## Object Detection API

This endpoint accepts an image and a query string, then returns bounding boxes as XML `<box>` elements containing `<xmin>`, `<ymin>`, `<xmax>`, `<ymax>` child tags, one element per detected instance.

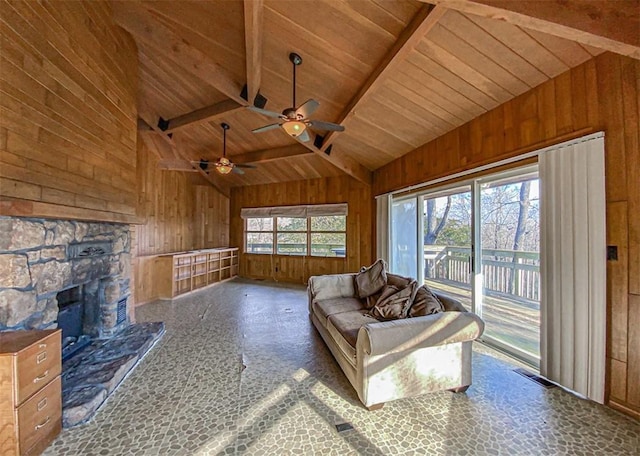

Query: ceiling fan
<box><xmin>196</xmin><ymin>123</ymin><xmax>256</xmax><ymax>175</ymax></box>
<box><xmin>250</xmin><ymin>52</ymin><xmax>345</xmax><ymax>143</ymax></box>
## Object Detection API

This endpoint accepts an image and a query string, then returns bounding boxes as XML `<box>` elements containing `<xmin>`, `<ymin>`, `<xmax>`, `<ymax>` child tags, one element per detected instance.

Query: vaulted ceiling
<box><xmin>111</xmin><ymin>0</ymin><xmax>640</xmax><ymax>193</ymax></box>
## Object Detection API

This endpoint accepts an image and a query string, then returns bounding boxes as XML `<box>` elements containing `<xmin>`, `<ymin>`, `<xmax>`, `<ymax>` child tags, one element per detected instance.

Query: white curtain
<box><xmin>539</xmin><ymin>133</ymin><xmax>606</xmax><ymax>403</ymax></box>
<box><xmin>376</xmin><ymin>194</ymin><xmax>391</xmax><ymax>264</ymax></box>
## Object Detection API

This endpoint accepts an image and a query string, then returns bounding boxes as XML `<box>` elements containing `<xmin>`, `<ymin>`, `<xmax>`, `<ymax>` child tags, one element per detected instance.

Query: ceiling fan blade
<box><xmin>232</xmin><ymin>166</ymin><xmax>245</xmax><ymax>175</ymax></box>
<box><xmin>252</xmin><ymin>123</ymin><xmax>282</xmax><ymax>133</ymax></box>
<box><xmin>295</xmin><ymin>99</ymin><xmax>319</xmax><ymax>119</ymax></box>
<box><xmin>235</xmin><ymin>163</ymin><xmax>257</xmax><ymax>169</ymax></box>
<box><xmin>249</xmin><ymin>106</ymin><xmax>284</xmax><ymax>119</ymax></box>
<box><xmin>307</xmin><ymin>120</ymin><xmax>345</xmax><ymax>132</ymax></box>
<box><xmin>297</xmin><ymin>129</ymin><xmax>311</xmax><ymax>143</ymax></box>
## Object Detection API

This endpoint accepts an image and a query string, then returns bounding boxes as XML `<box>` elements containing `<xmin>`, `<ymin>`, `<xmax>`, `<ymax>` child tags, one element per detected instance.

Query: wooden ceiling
<box><xmin>111</xmin><ymin>0</ymin><xmax>639</xmax><ymax>192</ymax></box>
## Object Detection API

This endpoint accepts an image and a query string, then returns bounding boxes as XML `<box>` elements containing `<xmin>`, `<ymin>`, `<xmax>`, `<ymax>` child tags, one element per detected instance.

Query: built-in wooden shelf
<box><xmin>154</xmin><ymin>248</ymin><xmax>239</xmax><ymax>299</ymax></box>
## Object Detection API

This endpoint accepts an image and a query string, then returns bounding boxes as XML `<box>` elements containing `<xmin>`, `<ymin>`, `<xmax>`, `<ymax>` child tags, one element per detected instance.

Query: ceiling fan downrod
<box><xmin>289</xmin><ymin>52</ymin><xmax>302</xmax><ymax>110</ymax></box>
<box><xmin>221</xmin><ymin>122</ymin><xmax>230</xmax><ymax>158</ymax></box>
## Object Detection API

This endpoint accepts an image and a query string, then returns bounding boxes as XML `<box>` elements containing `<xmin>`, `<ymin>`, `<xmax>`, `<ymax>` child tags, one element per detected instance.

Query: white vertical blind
<box><xmin>539</xmin><ymin>133</ymin><xmax>606</xmax><ymax>403</ymax></box>
<box><xmin>375</xmin><ymin>194</ymin><xmax>391</xmax><ymax>264</ymax></box>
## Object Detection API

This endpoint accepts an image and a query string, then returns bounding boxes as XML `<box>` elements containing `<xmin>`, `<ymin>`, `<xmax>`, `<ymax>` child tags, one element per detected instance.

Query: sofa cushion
<box><xmin>409</xmin><ymin>285</ymin><xmax>444</xmax><ymax>317</ymax></box>
<box><xmin>369</xmin><ymin>280</ymin><xmax>417</xmax><ymax>321</ymax></box>
<box><xmin>327</xmin><ymin>311</ymin><xmax>378</xmax><ymax>366</ymax></box>
<box><xmin>313</xmin><ymin>297</ymin><xmax>366</xmax><ymax>327</ymax></box>
<box><xmin>355</xmin><ymin>259</ymin><xmax>387</xmax><ymax>298</ymax></box>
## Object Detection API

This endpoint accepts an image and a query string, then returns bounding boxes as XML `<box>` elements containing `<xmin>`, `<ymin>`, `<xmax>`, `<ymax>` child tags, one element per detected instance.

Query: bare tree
<box><xmin>424</xmin><ymin>196</ymin><xmax>451</xmax><ymax>245</ymax></box>
<box><xmin>513</xmin><ymin>181</ymin><xmax>531</xmax><ymax>252</ymax></box>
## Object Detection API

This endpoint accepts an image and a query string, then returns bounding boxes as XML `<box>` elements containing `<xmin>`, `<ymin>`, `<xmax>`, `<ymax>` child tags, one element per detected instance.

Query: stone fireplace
<box><xmin>0</xmin><ymin>216</ymin><xmax>165</xmax><ymax>427</ymax></box>
<box><xmin>0</xmin><ymin>216</ymin><xmax>132</xmax><ymax>334</ymax></box>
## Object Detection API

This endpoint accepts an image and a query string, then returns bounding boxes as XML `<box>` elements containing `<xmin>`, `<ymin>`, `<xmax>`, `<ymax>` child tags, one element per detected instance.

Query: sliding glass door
<box><xmin>390</xmin><ymin>165</ymin><xmax>540</xmax><ymax>367</ymax></box>
<box><xmin>422</xmin><ymin>186</ymin><xmax>473</xmax><ymax>311</ymax></box>
<box><xmin>477</xmin><ymin>171</ymin><xmax>540</xmax><ymax>365</ymax></box>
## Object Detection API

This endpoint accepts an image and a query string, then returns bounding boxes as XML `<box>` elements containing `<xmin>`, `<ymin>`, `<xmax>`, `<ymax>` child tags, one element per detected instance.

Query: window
<box><xmin>277</xmin><ymin>217</ymin><xmax>307</xmax><ymax>255</ymax></box>
<box><xmin>311</xmin><ymin>215</ymin><xmax>346</xmax><ymax>257</ymax></box>
<box><xmin>245</xmin><ymin>217</ymin><xmax>273</xmax><ymax>254</ymax></box>
<box><xmin>242</xmin><ymin>204</ymin><xmax>347</xmax><ymax>258</ymax></box>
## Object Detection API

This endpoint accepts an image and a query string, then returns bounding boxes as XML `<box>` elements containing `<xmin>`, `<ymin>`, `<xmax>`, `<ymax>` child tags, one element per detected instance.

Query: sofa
<box><xmin>308</xmin><ymin>262</ymin><xmax>485</xmax><ymax>409</ymax></box>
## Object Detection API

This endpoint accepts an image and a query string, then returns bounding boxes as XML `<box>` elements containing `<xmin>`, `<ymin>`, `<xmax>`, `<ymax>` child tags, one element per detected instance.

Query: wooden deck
<box><xmin>426</xmin><ymin>279</ymin><xmax>540</xmax><ymax>360</ymax></box>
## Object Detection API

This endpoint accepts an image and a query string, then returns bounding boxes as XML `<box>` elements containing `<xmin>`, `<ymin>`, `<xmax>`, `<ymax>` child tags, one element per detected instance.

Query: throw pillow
<box><xmin>408</xmin><ymin>285</ymin><xmax>444</xmax><ymax>317</ymax></box>
<box><xmin>386</xmin><ymin>273</ymin><xmax>413</xmax><ymax>289</ymax></box>
<box><xmin>369</xmin><ymin>280</ymin><xmax>417</xmax><ymax>321</ymax></box>
<box><xmin>355</xmin><ymin>259</ymin><xmax>387</xmax><ymax>299</ymax></box>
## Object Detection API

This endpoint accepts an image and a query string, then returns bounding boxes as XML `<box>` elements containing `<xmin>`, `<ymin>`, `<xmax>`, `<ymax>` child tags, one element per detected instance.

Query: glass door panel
<box><xmin>479</xmin><ymin>173</ymin><xmax>540</xmax><ymax>365</ymax></box>
<box><xmin>422</xmin><ymin>187</ymin><xmax>473</xmax><ymax>311</ymax></box>
<box><xmin>391</xmin><ymin>197</ymin><xmax>418</xmax><ymax>279</ymax></box>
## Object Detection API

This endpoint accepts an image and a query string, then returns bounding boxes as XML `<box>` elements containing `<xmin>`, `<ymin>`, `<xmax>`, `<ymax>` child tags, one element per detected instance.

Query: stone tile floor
<box><xmin>44</xmin><ymin>278</ymin><xmax>640</xmax><ymax>455</ymax></box>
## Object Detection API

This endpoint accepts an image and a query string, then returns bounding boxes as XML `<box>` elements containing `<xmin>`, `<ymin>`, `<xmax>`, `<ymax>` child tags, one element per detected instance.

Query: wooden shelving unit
<box><xmin>155</xmin><ymin>248</ymin><xmax>239</xmax><ymax>299</ymax></box>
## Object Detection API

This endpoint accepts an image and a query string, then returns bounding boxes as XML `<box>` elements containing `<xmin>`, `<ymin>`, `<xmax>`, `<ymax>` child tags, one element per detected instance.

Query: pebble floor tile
<box><xmin>43</xmin><ymin>278</ymin><xmax>640</xmax><ymax>455</ymax></box>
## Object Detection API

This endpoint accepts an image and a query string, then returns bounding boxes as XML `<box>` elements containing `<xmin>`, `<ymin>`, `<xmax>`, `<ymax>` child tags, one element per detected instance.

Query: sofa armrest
<box><xmin>357</xmin><ymin>311</ymin><xmax>484</xmax><ymax>356</ymax></box>
<box><xmin>308</xmin><ymin>273</ymin><xmax>356</xmax><ymax>303</ymax></box>
<box><xmin>434</xmin><ymin>292</ymin><xmax>467</xmax><ymax>313</ymax></box>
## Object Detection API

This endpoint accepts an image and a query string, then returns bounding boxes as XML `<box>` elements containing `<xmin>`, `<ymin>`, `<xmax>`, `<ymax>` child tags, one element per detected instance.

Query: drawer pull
<box><xmin>35</xmin><ymin>417</ymin><xmax>50</xmax><ymax>430</ymax></box>
<box><xmin>38</xmin><ymin>343</ymin><xmax>47</xmax><ymax>348</ymax></box>
<box><xmin>33</xmin><ymin>370</ymin><xmax>49</xmax><ymax>383</ymax></box>
<box><xmin>37</xmin><ymin>351</ymin><xmax>47</xmax><ymax>364</ymax></box>
<box><xmin>37</xmin><ymin>397</ymin><xmax>48</xmax><ymax>411</ymax></box>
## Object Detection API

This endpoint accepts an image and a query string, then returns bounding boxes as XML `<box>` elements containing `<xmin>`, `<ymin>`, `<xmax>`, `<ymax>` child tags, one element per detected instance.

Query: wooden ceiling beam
<box><xmin>232</xmin><ymin>144</ymin><xmax>312</xmax><ymax>164</ymax></box>
<box><xmin>420</xmin><ymin>0</ymin><xmax>640</xmax><ymax>59</ymax></box>
<box><xmin>320</xmin><ymin>4</ymin><xmax>445</xmax><ymax>152</ymax></box>
<box><xmin>161</xmin><ymin>99</ymin><xmax>244</xmax><ymax>133</ymax></box>
<box><xmin>243</xmin><ymin>0</ymin><xmax>264</xmax><ymax>105</ymax></box>
<box><xmin>157</xmin><ymin>158</ymin><xmax>198</xmax><ymax>172</ymax></box>
<box><xmin>112</xmin><ymin>3</ymin><xmax>248</xmax><ymax>105</ymax></box>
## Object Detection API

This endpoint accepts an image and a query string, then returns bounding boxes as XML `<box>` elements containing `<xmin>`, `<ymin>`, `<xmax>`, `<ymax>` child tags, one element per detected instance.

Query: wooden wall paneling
<box><xmin>0</xmin><ymin>0</ymin><xmax>138</xmax><ymax>222</ymax></box>
<box><xmin>609</xmin><ymin>358</ymin><xmax>627</xmax><ymax>404</ymax></box>
<box><xmin>606</xmin><ymin>202</ymin><xmax>629</xmax><ymax>364</ymax></box>
<box><xmin>622</xmin><ymin>59</ymin><xmax>640</xmax><ymax>296</ymax></box>
<box><xmin>132</xmin><ymin>138</ymin><xmax>230</xmax><ymax>305</ymax></box>
<box><xmin>628</xmin><ymin>295</ymin><xmax>640</xmax><ymax>408</ymax></box>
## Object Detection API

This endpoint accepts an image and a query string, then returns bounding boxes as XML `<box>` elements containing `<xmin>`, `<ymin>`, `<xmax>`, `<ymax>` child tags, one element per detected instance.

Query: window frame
<box><xmin>244</xmin><ymin>214</ymin><xmax>347</xmax><ymax>258</ymax></box>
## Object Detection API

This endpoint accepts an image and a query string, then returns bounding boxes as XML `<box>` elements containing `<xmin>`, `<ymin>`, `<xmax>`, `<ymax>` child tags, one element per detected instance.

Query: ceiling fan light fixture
<box><xmin>216</xmin><ymin>157</ymin><xmax>233</xmax><ymax>174</ymax></box>
<box><xmin>282</xmin><ymin>120</ymin><xmax>306</xmax><ymax>137</ymax></box>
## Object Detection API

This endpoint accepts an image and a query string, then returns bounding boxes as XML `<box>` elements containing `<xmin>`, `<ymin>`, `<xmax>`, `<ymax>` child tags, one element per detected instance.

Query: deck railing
<box><xmin>425</xmin><ymin>246</ymin><xmax>540</xmax><ymax>302</ymax></box>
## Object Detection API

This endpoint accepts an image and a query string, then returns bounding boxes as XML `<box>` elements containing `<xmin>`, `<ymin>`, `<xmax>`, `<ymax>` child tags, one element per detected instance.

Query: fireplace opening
<box><xmin>57</xmin><ymin>286</ymin><xmax>83</xmax><ymax>339</ymax></box>
<box><xmin>57</xmin><ymin>286</ymin><xmax>91</xmax><ymax>360</ymax></box>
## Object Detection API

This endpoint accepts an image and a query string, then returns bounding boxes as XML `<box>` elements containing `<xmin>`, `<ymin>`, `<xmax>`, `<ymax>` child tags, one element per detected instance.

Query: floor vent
<box><xmin>514</xmin><ymin>368</ymin><xmax>557</xmax><ymax>388</ymax></box>
<box><xmin>335</xmin><ymin>423</ymin><xmax>354</xmax><ymax>433</ymax></box>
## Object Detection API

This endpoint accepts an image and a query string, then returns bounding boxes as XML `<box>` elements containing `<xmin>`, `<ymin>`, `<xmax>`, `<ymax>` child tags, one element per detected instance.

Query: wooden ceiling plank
<box><xmin>404</xmin><ymin>49</ymin><xmax>498</xmax><ymax>111</ymax></box>
<box><xmin>320</xmin><ymin>4</ymin><xmax>447</xmax><ymax>152</ymax></box>
<box><xmin>164</xmin><ymin>99</ymin><xmax>244</xmax><ymax>133</ymax></box>
<box><xmin>243</xmin><ymin>0</ymin><xmax>264</xmax><ymax>104</ymax></box>
<box><xmin>422</xmin><ymin>0</ymin><xmax>640</xmax><ymax>59</ymax></box>
<box><xmin>439</xmin><ymin>10</ymin><xmax>548</xmax><ymax>89</ymax></box>
<box><xmin>428</xmin><ymin>22</ymin><xmax>530</xmax><ymax>96</ymax></box>
<box><xmin>523</xmin><ymin>28</ymin><xmax>594</xmax><ymax>68</ymax></box>
<box><xmin>416</xmin><ymin>39</ymin><xmax>514</xmax><ymax>104</ymax></box>
<box><xmin>463</xmin><ymin>13</ymin><xmax>570</xmax><ymax>78</ymax></box>
<box><xmin>112</xmin><ymin>3</ymin><xmax>248</xmax><ymax>106</ymax></box>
